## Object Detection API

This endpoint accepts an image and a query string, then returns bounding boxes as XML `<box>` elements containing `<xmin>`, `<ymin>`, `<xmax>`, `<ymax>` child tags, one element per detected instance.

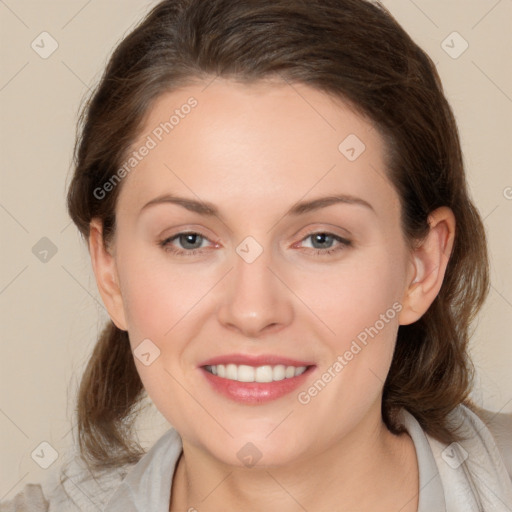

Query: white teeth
<box><xmin>226</xmin><ymin>363</ymin><xmax>237</xmax><ymax>380</ymax></box>
<box><xmin>273</xmin><ymin>364</ymin><xmax>286</xmax><ymax>381</ymax></box>
<box><xmin>237</xmin><ymin>364</ymin><xmax>255</xmax><ymax>382</ymax></box>
<box><xmin>255</xmin><ymin>365</ymin><xmax>273</xmax><ymax>383</ymax></box>
<box><xmin>206</xmin><ymin>364</ymin><xmax>308</xmax><ymax>383</ymax></box>
<box><xmin>285</xmin><ymin>366</ymin><xmax>296</xmax><ymax>378</ymax></box>
<box><xmin>294</xmin><ymin>366</ymin><xmax>307</xmax><ymax>377</ymax></box>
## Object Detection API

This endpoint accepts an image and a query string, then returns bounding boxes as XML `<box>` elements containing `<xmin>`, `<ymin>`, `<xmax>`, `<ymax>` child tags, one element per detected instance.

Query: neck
<box><xmin>169</xmin><ymin>408</ymin><xmax>419</xmax><ymax>512</ymax></box>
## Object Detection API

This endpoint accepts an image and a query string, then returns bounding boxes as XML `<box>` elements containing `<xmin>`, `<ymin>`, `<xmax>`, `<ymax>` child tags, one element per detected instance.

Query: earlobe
<box><xmin>88</xmin><ymin>219</ymin><xmax>128</xmax><ymax>331</ymax></box>
<box><xmin>398</xmin><ymin>207</ymin><xmax>455</xmax><ymax>326</ymax></box>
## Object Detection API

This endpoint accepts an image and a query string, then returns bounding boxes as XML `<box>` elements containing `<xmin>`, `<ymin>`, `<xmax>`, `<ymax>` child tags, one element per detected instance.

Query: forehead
<box><xmin>116</xmin><ymin>78</ymin><xmax>398</xmax><ymax>221</ymax></box>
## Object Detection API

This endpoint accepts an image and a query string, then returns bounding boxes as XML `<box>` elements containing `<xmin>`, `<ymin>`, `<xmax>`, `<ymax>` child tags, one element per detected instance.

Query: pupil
<box><xmin>313</xmin><ymin>233</ymin><xmax>331</xmax><ymax>248</ymax></box>
<box><xmin>183</xmin><ymin>234</ymin><xmax>201</xmax><ymax>249</ymax></box>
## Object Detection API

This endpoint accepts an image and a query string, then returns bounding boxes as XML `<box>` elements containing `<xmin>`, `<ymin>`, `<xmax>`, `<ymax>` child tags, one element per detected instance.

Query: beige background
<box><xmin>1</xmin><ymin>0</ymin><xmax>511</xmax><ymax>498</ymax></box>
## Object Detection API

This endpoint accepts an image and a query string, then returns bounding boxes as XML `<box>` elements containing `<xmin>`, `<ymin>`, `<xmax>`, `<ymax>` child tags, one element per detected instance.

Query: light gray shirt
<box><xmin>2</xmin><ymin>404</ymin><xmax>511</xmax><ymax>511</ymax></box>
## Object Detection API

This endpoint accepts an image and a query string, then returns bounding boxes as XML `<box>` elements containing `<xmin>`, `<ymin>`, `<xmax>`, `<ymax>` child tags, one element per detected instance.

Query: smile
<box><xmin>201</xmin><ymin>363</ymin><xmax>315</xmax><ymax>404</ymax></box>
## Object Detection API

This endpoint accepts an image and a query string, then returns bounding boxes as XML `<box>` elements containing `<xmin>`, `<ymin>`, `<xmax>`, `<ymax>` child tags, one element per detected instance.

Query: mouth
<box><xmin>199</xmin><ymin>355</ymin><xmax>316</xmax><ymax>404</ymax></box>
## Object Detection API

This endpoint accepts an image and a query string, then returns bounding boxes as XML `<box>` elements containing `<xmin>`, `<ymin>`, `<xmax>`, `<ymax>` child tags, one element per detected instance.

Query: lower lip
<box><xmin>200</xmin><ymin>366</ymin><xmax>315</xmax><ymax>404</ymax></box>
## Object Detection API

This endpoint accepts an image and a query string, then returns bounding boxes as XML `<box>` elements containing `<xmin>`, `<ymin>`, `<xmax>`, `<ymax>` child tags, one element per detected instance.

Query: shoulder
<box><xmin>402</xmin><ymin>403</ymin><xmax>512</xmax><ymax>509</ymax></box>
<box><xmin>469</xmin><ymin>404</ymin><xmax>512</xmax><ymax>479</ymax></box>
<box><xmin>1</xmin><ymin>428</ymin><xmax>179</xmax><ymax>512</ymax></box>
<box><xmin>442</xmin><ymin>403</ymin><xmax>512</xmax><ymax>482</ymax></box>
<box><xmin>0</xmin><ymin>484</ymin><xmax>48</xmax><ymax>512</ymax></box>
<box><xmin>0</xmin><ymin>454</ymin><xmax>137</xmax><ymax>512</ymax></box>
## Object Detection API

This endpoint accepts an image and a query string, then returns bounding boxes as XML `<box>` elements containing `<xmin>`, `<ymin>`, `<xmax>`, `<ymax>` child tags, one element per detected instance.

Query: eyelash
<box><xmin>158</xmin><ymin>231</ymin><xmax>352</xmax><ymax>257</ymax></box>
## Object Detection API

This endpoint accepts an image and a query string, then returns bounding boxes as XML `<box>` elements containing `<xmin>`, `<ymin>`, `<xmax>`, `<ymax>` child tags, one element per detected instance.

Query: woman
<box><xmin>2</xmin><ymin>0</ymin><xmax>511</xmax><ymax>511</ymax></box>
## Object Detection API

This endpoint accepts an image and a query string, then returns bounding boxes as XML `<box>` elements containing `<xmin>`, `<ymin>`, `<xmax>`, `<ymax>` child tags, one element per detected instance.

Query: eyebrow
<box><xmin>140</xmin><ymin>193</ymin><xmax>375</xmax><ymax>218</ymax></box>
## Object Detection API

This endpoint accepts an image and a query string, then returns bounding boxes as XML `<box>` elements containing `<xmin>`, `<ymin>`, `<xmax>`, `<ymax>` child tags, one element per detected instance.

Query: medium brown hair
<box><xmin>67</xmin><ymin>0</ymin><xmax>489</xmax><ymax>471</ymax></box>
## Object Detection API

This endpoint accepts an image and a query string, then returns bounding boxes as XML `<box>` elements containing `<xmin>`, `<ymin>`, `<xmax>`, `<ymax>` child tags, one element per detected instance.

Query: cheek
<box><xmin>114</xmin><ymin>250</ymin><xmax>209</xmax><ymax>423</ymax></box>
<box><xmin>295</xmin><ymin>244</ymin><xmax>407</xmax><ymax>414</ymax></box>
<box><xmin>116</xmin><ymin>245</ymin><xmax>203</xmax><ymax>340</ymax></box>
<box><xmin>297</xmin><ymin>248</ymin><xmax>406</xmax><ymax>347</ymax></box>
<box><xmin>291</xmin><ymin>252</ymin><xmax>405</xmax><ymax>427</ymax></box>
<box><xmin>120</xmin><ymin>269</ymin><xmax>174</xmax><ymax>341</ymax></box>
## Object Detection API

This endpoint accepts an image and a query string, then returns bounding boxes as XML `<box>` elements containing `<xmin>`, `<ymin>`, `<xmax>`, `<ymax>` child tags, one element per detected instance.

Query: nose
<box><xmin>216</xmin><ymin>246</ymin><xmax>294</xmax><ymax>339</ymax></box>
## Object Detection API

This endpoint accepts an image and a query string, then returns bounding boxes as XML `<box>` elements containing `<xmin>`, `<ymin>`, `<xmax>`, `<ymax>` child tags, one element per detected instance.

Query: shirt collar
<box><xmin>398</xmin><ymin>408</ymin><xmax>447</xmax><ymax>512</ymax></box>
<box><xmin>104</xmin><ymin>428</ymin><xmax>183</xmax><ymax>512</ymax></box>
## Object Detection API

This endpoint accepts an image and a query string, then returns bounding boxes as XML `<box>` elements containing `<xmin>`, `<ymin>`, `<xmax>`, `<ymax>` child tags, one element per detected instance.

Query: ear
<box><xmin>398</xmin><ymin>206</ymin><xmax>456</xmax><ymax>326</ymax></box>
<box><xmin>88</xmin><ymin>219</ymin><xmax>128</xmax><ymax>331</ymax></box>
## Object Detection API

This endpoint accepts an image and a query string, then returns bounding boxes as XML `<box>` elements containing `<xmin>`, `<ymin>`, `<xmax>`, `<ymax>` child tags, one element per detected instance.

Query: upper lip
<box><xmin>199</xmin><ymin>353</ymin><xmax>315</xmax><ymax>368</ymax></box>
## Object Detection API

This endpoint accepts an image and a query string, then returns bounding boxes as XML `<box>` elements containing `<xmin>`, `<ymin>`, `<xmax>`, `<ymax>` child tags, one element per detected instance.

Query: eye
<box><xmin>296</xmin><ymin>231</ymin><xmax>352</xmax><ymax>256</ymax></box>
<box><xmin>159</xmin><ymin>232</ymin><xmax>216</xmax><ymax>257</ymax></box>
<box><xmin>159</xmin><ymin>230</ymin><xmax>352</xmax><ymax>258</ymax></box>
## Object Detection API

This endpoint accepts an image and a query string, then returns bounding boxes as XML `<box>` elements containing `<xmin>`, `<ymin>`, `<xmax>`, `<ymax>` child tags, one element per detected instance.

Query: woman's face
<box><xmin>104</xmin><ymin>78</ymin><xmax>417</xmax><ymax>467</ymax></box>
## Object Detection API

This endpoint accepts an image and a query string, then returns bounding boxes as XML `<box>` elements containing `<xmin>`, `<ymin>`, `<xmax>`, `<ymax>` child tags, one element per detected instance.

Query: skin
<box><xmin>89</xmin><ymin>77</ymin><xmax>455</xmax><ymax>512</ymax></box>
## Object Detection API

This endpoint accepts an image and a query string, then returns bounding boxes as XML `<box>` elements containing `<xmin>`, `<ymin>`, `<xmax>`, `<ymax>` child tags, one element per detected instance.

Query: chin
<box><xmin>198</xmin><ymin>433</ymin><xmax>305</xmax><ymax>469</ymax></box>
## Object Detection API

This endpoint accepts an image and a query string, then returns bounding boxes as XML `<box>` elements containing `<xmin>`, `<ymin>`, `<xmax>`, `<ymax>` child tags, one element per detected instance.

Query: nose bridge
<box><xmin>216</xmin><ymin>237</ymin><xmax>293</xmax><ymax>336</ymax></box>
